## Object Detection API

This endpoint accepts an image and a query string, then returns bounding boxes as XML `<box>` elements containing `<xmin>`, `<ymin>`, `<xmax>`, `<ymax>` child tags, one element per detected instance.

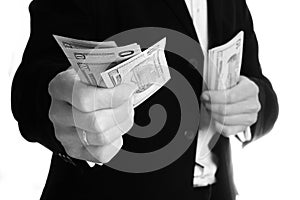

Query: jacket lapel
<box><xmin>162</xmin><ymin>0</ymin><xmax>198</xmax><ymax>41</ymax></box>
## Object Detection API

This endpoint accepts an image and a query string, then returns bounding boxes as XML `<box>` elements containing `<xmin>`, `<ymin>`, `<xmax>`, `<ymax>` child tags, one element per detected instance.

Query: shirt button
<box><xmin>197</xmin><ymin>8</ymin><xmax>200</xmax><ymax>13</ymax></box>
<box><xmin>184</xmin><ymin>130</ymin><xmax>196</xmax><ymax>140</ymax></box>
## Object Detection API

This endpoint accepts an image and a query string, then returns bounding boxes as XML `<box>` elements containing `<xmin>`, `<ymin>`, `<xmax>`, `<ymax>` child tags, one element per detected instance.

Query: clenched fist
<box><xmin>202</xmin><ymin>76</ymin><xmax>261</xmax><ymax>137</ymax></box>
<box><xmin>48</xmin><ymin>68</ymin><xmax>137</xmax><ymax>163</ymax></box>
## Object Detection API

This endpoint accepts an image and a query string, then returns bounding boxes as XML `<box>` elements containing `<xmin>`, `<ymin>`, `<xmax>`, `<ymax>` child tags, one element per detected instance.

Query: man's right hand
<box><xmin>48</xmin><ymin>68</ymin><xmax>136</xmax><ymax>163</ymax></box>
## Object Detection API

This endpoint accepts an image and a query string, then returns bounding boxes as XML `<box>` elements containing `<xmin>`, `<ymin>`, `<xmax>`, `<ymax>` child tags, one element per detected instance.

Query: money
<box><xmin>207</xmin><ymin>31</ymin><xmax>244</xmax><ymax>90</ymax></box>
<box><xmin>53</xmin><ymin>35</ymin><xmax>142</xmax><ymax>86</ymax></box>
<box><xmin>53</xmin><ymin>35</ymin><xmax>117</xmax><ymax>49</ymax></box>
<box><xmin>64</xmin><ymin>43</ymin><xmax>141</xmax><ymax>63</ymax></box>
<box><xmin>101</xmin><ymin>38</ymin><xmax>171</xmax><ymax>107</ymax></box>
<box><xmin>54</xmin><ymin>35</ymin><xmax>171</xmax><ymax>107</ymax></box>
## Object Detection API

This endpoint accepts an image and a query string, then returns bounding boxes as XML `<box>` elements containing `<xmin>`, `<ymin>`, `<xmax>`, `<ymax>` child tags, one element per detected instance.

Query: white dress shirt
<box><xmin>184</xmin><ymin>0</ymin><xmax>252</xmax><ymax>187</ymax></box>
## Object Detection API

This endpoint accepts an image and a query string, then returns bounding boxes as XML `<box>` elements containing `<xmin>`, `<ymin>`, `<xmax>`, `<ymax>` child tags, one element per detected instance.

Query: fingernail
<box><xmin>201</xmin><ymin>93</ymin><xmax>210</xmax><ymax>101</ymax></box>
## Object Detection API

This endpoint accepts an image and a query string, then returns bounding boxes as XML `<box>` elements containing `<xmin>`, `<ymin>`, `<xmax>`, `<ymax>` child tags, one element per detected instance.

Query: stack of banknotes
<box><xmin>206</xmin><ymin>31</ymin><xmax>244</xmax><ymax>90</ymax></box>
<box><xmin>54</xmin><ymin>35</ymin><xmax>171</xmax><ymax>107</ymax></box>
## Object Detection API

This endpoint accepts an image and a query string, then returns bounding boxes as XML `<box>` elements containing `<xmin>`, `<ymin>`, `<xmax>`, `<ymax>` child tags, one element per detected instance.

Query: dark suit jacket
<box><xmin>11</xmin><ymin>0</ymin><xmax>278</xmax><ymax>199</ymax></box>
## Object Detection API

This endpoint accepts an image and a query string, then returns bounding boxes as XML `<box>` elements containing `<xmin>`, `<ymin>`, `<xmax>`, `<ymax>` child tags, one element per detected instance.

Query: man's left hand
<box><xmin>201</xmin><ymin>76</ymin><xmax>261</xmax><ymax>137</ymax></box>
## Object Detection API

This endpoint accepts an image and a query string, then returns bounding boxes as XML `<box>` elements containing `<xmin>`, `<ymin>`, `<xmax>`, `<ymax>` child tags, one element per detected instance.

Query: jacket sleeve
<box><xmin>238</xmin><ymin>0</ymin><xmax>279</xmax><ymax>146</ymax></box>
<box><xmin>11</xmin><ymin>0</ymin><xmax>99</xmax><ymax>161</ymax></box>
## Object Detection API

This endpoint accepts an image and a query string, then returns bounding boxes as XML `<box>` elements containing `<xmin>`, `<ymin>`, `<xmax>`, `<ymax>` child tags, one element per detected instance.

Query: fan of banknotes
<box><xmin>54</xmin><ymin>35</ymin><xmax>171</xmax><ymax>107</ymax></box>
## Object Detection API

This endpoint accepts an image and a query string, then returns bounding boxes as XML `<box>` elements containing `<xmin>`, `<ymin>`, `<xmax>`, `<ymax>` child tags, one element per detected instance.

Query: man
<box><xmin>11</xmin><ymin>0</ymin><xmax>278</xmax><ymax>199</ymax></box>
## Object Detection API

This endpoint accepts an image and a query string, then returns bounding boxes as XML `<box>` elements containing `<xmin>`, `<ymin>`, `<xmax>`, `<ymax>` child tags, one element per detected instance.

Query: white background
<box><xmin>1</xmin><ymin>0</ymin><xmax>300</xmax><ymax>199</ymax></box>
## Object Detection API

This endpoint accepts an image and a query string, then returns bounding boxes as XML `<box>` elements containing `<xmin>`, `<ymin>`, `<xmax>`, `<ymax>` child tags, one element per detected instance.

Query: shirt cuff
<box><xmin>236</xmin><ymin>127</ymin><xmax>252</xmax><ymax>143</ymax></box>
<box><xmin>87</xmin><ymin>161</ymin><xmax>103</xmax><ymax>167</ymax></box>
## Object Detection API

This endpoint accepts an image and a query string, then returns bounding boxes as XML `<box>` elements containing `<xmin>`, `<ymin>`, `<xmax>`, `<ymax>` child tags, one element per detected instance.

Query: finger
<box><xmin>48</xmin><ymin>68</ymin><xmax>78</xmax><ymax>101</ymax></box>
<box><xmin>75</xmin><ymin>98</ymin><xmax>134</xmax><ymax>133</ymax></box>
<box><xmin>53</xmin><ymin>125</ymin><xmax>88</xmax><ymax>160</ymax></box>
<box><xmin>78</xmin><ymin>115</ymin><xmax>134</xmax><ymax>146</ymax></box>
<box><xmin>86</xmin><ymin>137</ymin><xmax>123</xmax><ymax>163</ymax></box>
<box><xmin>214</xmin><ymin>121</ymin><xmax>246</xmax><ymax>138</ymax></box>
<box><xmin>49</xmin><ymin>69</ymin><xmax>137</xmax><ymax>112</ymax></box>
<box><xmin>54</xmin><ymin>126</ymin><xmax>123</xmax><ymax>164</ymax></box>
<box><xmin>71</xmin><ymin>81</ymin><xmax>136</xmax><ymax>112</ymax></box>
<box><xmin>49</xmin><ymin>99</ymin><xmax>73</xmax><ymax>126</ymax></box>
<box><xmin>53</xmin><ymin>123</ymin><xmax>78</xmax><ymax>145</ymax></box>
<box><xmin>211</xmin><ymin>112</ymin><xmax>258</xmax><ymax>126</ymax></box>
<box><xmin>70</xmin><ymin>82</ymin><xmax>137</xmax><ymax>112</ymax></box>
<box><xmin>52</xmin><ymin>124</ymin><xmax>103</xmax><ymax>163</ymax></box>
<box><xmin>204</xmin><ymin>97</ymin><xmax>261</xmax><ymax>116</ymax></box>
<box><xmin>201</xmin><ymin>76</ymin><xmax>259</xmax><ymax>104</ymax></box>
<box><xmin>51</xmin><ymin>99</ymin><xmax>134</xmax><ymax>133</ymax></box>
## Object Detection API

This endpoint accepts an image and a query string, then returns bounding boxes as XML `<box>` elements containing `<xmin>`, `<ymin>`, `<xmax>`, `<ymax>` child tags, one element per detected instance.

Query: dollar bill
<box><xmin>64</xmin><ymin>43</ymin><xmax>141</xmax><ymax>63</ymax></box>
<box><xmin>208</xmin><ymin>31</ymin><xmax>244</xmax><ymax>90</ymax></box>
<box><xmin>53</xmin><ymin>35</ymin><xmax>141</xmax><ymax>86</ymax></box>
<box><xmin>66</xmin><ymin>43</ymin><xmax>142</xmax><ymax>87</ymax></box>
<box><xmin>53</xmin><ymin>35</ymin><xmax>117</xmax><ymax>49</ymax></box>
<box><xmin>101</xmin><ymin>38</ymin><xmax>171</xmax><ymax>107</ymax></box>
<box><xmin>71</xmin><ymin>61</ymin><xmax>111</xmax><ymax>86</ymax></box>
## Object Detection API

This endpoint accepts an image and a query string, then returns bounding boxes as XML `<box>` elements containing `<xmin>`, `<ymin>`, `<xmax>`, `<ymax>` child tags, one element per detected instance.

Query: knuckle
<box><xmin>48</xmin><ymin>107</ymin><xmax>55</xmax><ymax>123</ymax></box>
<box><xmin>49</xmin><ymin>106</ymin><xmax>58</xmax><ymax>123</ymax></box>
<box><xmin>48</xmin><ymin>79</ymin><xmax>58</xmax><ymax>98</ymax></box>
<box><xmin>249</xmin><ymin>98</ymin><xmax>261</xmax><ymax>113</ymax></box>
<box><xmin>248</xmin><ymin>104</ymin><xmax>257</xmax><ymax>113</ymax></box>
<box><xmin>97</xmin><ymin>133</ymin><xmax>110</xmax><ymax>146</ymax></box>
<box><xmin>49</xmin><ymin>73</ymin><xmax>64</xmax><ymax>97</ymax></box>
<box><xmin>256</xmin><ymin>99</ymin><xmax>261</xmax><ymax>112</ymax></box>
<box><xmin>92</xmin><ymin>112</ymin><xmax>105</xmax><ymax>133</ymax></box>
<box><xmin>48</xmin><ymin>82</ymin><xmax>54</xmax><ymax>97</ymax></box>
